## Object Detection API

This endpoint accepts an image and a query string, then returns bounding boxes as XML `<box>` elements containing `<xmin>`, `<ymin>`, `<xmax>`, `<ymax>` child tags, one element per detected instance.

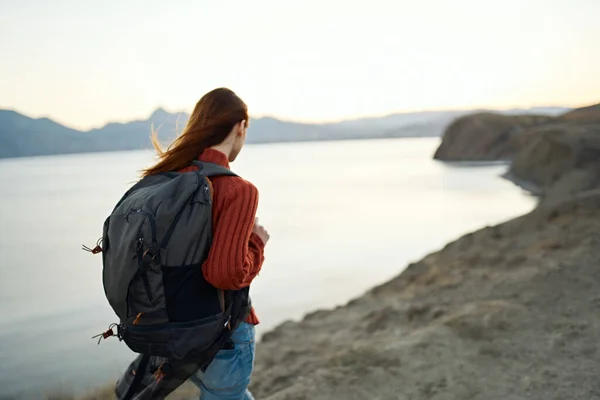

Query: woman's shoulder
<box><xmin>214</xmin><ymin>174</ymin><xmax>259</xmax><ymax>199</ymax></box>
<box><xmin>230</xmin><ymin>175</ymin><xmax>259</xmax><ymax>195</ymax></box>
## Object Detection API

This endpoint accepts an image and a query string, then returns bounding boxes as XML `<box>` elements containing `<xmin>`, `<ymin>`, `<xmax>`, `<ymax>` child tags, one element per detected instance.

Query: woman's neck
<box><xmin>209</xmin><ymin>142</ymin><xmax>233</xmax><ymax>161</ymax></box>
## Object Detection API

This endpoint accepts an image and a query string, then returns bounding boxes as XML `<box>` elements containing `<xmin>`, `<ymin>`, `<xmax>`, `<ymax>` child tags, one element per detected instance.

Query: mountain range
<box><xmin>0</xmin><ymin>106</ymin><xmax>571</xmax><ymax>159</ymax></box>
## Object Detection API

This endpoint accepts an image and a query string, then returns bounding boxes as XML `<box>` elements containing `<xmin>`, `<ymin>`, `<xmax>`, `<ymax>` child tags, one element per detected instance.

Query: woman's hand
<box><xmin>252</xmin><ymin>217</ymin><xmax>270</xmax><ymax>245</ymax></box>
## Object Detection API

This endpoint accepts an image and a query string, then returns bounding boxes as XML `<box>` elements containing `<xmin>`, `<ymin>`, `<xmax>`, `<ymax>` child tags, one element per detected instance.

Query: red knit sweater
<box><xmin>179</xmin><ymin>149</ymin><xmax>264</xmax><ymax>325</ymax></box>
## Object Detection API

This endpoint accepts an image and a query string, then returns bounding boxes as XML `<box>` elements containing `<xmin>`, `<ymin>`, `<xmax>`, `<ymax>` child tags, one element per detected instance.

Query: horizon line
<box><xmin>1</xmin><ymin>100</ymin><xmax>594</xmax><ymax>132</ymax></box>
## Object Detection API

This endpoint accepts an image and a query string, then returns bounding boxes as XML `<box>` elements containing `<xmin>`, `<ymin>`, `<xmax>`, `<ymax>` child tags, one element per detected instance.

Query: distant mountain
<box><xmin>0</xmin><ymin>106</ymin><xmax>572</xmax><ymax>159</ymax></box>
<box><xmin>0</xmin><ymin>110</ymin><xmax>89</xmax><ymax>158</ymax></box>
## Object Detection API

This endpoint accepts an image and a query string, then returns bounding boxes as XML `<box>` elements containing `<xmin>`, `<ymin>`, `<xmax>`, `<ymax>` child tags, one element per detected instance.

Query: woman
<box><xmin>142</xmin><ymin>87</ymin><xmax>269</xmax><ymax>400</ymax></box>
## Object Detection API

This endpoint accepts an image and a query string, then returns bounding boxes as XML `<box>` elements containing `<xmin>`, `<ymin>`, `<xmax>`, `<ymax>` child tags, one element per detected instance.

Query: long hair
<box><xmin>141</xmin><ymin>88</ymin><xmax>248</xmax><ymax>177</ymax></box>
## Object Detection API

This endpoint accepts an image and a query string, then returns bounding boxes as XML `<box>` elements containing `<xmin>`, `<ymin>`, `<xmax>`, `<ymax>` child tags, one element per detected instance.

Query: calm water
<box><xmin>0</xmin><ymin>138</ymin><xmax>535</xmax><ymax>398</ymax></box>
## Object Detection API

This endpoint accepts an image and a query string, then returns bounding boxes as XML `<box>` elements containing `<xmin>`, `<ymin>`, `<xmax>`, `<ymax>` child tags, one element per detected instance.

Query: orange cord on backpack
<box><xmin>82</xmin><ymin>238</ymin><xmax>103</xmax><ymax>254</ymax></box>
<box><xmin>92</xmin><ymin>323</ymin><xmax>118</xmax><ymax>344</ymax></box>
<box><xmin>132</xmin><ymin>313</ymin><xmax>143</xmax><ymax>325</ymax></box>
<box><xmin>153</xmin><ymin>364</ymin><xmax>167</xmax><ymax>382</ymax></box>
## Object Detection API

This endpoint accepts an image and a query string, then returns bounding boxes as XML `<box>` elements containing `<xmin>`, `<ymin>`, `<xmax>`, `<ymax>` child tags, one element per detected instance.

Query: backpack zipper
<box><xmin>126</xmin><ymin>208</ymin><xmax>158</xmax><ymax>246</ymax></box>
<box><xmin>126</xmin><ymin>313</ymin><xmax>221</xmax><ymax>332</ymax></box>
<box><xmin>124</xmin><ymin>209</ymin><xmax>159</xmax><ymax>307</ymax></box>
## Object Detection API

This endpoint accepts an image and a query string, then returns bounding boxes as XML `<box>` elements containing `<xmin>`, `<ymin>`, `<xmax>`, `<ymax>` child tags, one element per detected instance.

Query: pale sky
<box><xmin>1</xmin><ymin>0</ymin><xmax>599</xmax><ymax>130</ymax></box>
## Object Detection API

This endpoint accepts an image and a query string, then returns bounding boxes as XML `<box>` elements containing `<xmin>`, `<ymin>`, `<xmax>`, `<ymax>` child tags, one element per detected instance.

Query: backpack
<box><xmin>85</xmin><ymin>160</ymin><xmax>251</xmax><ymax>399</ymax></box>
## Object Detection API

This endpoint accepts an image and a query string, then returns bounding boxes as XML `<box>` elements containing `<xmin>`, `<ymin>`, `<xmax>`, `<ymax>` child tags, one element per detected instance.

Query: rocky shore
<box><xmin>435</xmin><ymin>103</ymin><xmax>600</xmax><ymax>199</ymax></box>
<box><xmin>246</xmin><ymin>190</ymin><xmax>600</xmax><ymax>400</ymax></box>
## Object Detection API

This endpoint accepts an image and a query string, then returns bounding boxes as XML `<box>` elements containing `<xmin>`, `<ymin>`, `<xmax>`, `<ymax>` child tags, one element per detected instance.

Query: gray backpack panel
<box><xmin>101</xmin><ymin>161</ymin><xmax>243</xmax><ymax>361</ymax></box>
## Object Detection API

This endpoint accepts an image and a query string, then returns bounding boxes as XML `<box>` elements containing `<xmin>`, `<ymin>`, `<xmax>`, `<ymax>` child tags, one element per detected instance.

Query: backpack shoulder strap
<box><xmin>192</xmin><ymin>160</ymin><xmax>239</xmax><ymax>178</ymax></box>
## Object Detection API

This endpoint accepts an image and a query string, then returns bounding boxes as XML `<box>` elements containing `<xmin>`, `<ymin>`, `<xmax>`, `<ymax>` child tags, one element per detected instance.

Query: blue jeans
<box><xmin>189</xmin><ymin>322</ymin><xmax>256</xmax><ymax>400</ymax></box>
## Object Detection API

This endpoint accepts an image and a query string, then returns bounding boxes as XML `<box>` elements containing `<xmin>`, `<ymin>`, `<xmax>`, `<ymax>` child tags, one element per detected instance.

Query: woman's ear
<box><xmin>238</xmin><ymin>120</ymin><xmax>247</xmax><ymax>136</ymax></box>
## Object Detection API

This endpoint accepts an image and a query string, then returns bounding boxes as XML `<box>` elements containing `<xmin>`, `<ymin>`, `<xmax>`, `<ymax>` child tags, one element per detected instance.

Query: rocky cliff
<box><xmin>433</xmin><ymin>113</ymin><xmax>554</xmax><ymax>161</ymax></box>
<box><xmin>559</xmin><ymin>103</ymin><xmax>600</xmax><ymax>123</ymax></box>
<box><xmin>506</xmin><ymin>122</ymin><xmax>600</xmax><ymax>200</ymax></box>
<box><xmin>245</xmin><ymin>188</ymin><xmax>600</xmax><ymax>400</ymax></box>
<box><xmin>434</xmin><ymin>102</ymin><xmax>600</xmax><ymax>201</ymax></box>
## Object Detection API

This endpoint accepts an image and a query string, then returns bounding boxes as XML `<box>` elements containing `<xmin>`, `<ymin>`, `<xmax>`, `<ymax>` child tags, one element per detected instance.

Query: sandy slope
<box><xmin>249</xmin><ymin>190</ymin><xmax>600</xmax><ymax>400</ymax></box>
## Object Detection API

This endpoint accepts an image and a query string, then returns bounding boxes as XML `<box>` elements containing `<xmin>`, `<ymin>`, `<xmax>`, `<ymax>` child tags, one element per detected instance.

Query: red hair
<box><xmin>142</xmin><ymin>88</ymin><xmax>248</xmax><ymax>177</ymax></box>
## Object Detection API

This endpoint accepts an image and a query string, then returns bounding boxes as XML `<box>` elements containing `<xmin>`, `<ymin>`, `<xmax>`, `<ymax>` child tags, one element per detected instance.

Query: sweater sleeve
<box><xmin>202</xmin><ymin>180</ymin><xmax>266</xmax><ymax>290</ymax></box>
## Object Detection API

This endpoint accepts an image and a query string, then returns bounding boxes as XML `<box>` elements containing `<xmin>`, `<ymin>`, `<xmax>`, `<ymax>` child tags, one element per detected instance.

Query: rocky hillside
<box><xmin>432</xmin><ymin>113</ymin><xmax>555</xmax><ymax>161</ymax></box>
<box><xmin>433</xmin><ymin>102</ymin><xmax>600</xmax><ymax>200</ymax></box>
<box><xmin>244</xmin><ymin>103</ymin><xmax>600</xmax><ymax>399</ymax></box>
<box><xmin>503</xmin><ymin>102</ymin><xmax>600</xmax><ymax>199</ymax></box>
<box><xmin>559</xmin><ymin>103</ymin><xmax>600</xmax><ymax>123</ymax></box>
<box><xmin>246</xmin><ymin>188</ymin><xmax>600</xmax><ymax>400</ymax></box>
<box><xmin>506</xmin><ymin>121</ymin><xmax>600</xmax><ymax>200</ymax></box>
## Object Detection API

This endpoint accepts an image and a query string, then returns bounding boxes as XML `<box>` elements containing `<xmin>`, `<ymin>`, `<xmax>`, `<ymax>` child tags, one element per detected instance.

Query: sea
<box><xmin>0</xmin><ymin>137</ymin><xmax>536</xmax><ymax>399</ymax></box>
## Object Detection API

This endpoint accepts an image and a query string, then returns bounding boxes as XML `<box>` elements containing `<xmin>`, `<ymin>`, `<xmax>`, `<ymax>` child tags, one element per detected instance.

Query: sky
<box><xmin>0</xmin><ymin>0</ymin><xmax>599</xmax><ymax>130</ymax></box>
